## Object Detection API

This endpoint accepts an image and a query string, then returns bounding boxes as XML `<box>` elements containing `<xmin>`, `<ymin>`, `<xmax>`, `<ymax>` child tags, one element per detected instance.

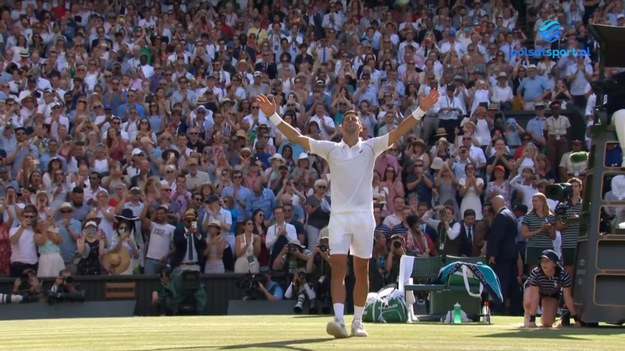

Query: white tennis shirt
<box><xmin>309</xmin><ymin>134</ymin><xmax>390</xmax><ymax>214</ymax></box>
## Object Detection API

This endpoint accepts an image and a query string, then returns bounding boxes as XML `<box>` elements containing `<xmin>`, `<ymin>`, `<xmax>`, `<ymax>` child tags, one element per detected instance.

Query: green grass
<box><xmin>0</xmin><ymin>316</ymin><xmax>623</xmax><ymax>350</ymax></box>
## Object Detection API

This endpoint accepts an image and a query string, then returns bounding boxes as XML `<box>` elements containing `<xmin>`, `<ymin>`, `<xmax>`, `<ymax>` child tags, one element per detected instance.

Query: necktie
<box><xmin>188</xmin><ymin>235</ymin><xmax>194</xmax><ymax>260</ymax></box>
<box><xmin>468</xmin><ymin>227</ymin><xmax>473</xmax><ymax>244</ymax></box>
<box><xmin>322</xmin><ymin>48</ymin><xmax>327</xmax><ymax>63</ymax></box>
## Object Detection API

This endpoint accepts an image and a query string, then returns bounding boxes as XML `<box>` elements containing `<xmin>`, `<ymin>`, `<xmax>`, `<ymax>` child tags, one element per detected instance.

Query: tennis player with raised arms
<box><xmin>257</xmin><ymin>89</ymin><xmax>440</xmax><ymax>338</ymax></box>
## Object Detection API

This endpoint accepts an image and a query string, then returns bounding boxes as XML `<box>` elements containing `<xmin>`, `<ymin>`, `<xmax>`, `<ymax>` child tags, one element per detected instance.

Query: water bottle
<box><xmin>482</xmin><ymin>301</ymin><xmax>491</xmax><ymax>324</ymax></box>
<box><xmin>453</xmin><ymin>302</ymin><xmax>462</xmax><ymax>324</ymax></box>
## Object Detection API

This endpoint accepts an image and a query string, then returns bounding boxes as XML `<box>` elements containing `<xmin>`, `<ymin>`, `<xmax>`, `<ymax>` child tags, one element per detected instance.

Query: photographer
<box><xmin>272</xmin><ymin>239</ymin><xmax>311</xmax><ymax>274</ymax></box>
<box><xmin>47</xmin><ymin>269</ymin><xmax>85</xmax><ymax>304</ymax></box>
<box><xmin>285</xmin><ymin>268</ymin><xmax>317</xmax><ymax>313</ymax></box>
<box><xmin>385</xmin><ymin>234</ymin><xmax>406</xmax><ymax>284</ymax></box>
<box><xmin>242</xmin><ymin>268</ymin><xmax>284</xmax><ymax>301</ymax></box>
<box><xmin>422</xmin><ymin>205</ymin><xmax>462</xmax><ymax>257</ymax></box>
<box><xmin>306</xmin><ymin>230</ymin><xmax>332</xmax><ymax>314</ymax></box>
<box><xmin>11</xmin><ymin>268</ymin><xmax>42</xmax><ymax>303</ymax></box>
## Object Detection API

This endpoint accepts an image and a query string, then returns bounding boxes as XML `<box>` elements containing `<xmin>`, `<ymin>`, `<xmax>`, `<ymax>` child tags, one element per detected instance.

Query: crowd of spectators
<box><xmin>0</xmin><ymin>0</ymin><xmax>616</xmax><ymax>308</ymax></box>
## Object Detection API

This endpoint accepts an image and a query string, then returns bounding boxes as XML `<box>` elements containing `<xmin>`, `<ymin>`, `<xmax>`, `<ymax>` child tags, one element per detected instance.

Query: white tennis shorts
<box><xmin>328</xmin><ymin>211</ymin><xmax>375</xmax><ymax>259</ymax></box>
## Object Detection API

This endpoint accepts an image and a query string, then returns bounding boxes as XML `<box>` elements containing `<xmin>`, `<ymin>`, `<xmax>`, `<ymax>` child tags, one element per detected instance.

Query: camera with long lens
<box><xmin>393</xmin><ymin>240</ymin><xmax>403</xmax><ymax>249</ymax></box>
<box><xmin>238</xmin><ymin>273</ymin><xmax>268</xmax><ymax>297</ymax></box>
<box><xmin>19</xmin><ymin>274</ymin><xmax>31</xmax><ymax>290</ymax></box>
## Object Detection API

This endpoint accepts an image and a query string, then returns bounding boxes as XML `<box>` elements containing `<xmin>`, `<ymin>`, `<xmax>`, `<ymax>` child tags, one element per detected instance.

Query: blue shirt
<box><xmin>221</xmin><ymin>185</ymin><xmax>252</xmax><ymax>222</ymax></box>
<box><xmin>606</xmin><ymin>145</ymin><xmax>622</xmax><ymax>167</ymax></box>
<box><xmin>526</xmin><ymin>116</ymin><xmax>547</xmax><ymax>142</ymax></box>
<box><xmin>58</xmin><ymin>219</ymin><xmax>82</xmax><ymax>262</ymax></box>
<box><xmin>246</xmin><ymin>188</ymin><xmax>276</xmax><ymax>219</ymax></box>
<box><xmin>518</xmin><ymin>76</ymin><xmax>550</xmax><ymax>101</ymax></box>
<box><xmin>11</xmin><ymin>144</ymin><xmax>39</xmax><ymax>178</ymax></box>
<box><xmin>118</xmin><ymin>102</ymin><xmax>146</xmax><ymax>119</ymax></box>
<box><xmin>265</xmin><ymin>279</ymin><xmax>284</xmax><ymax>300</ymax></box>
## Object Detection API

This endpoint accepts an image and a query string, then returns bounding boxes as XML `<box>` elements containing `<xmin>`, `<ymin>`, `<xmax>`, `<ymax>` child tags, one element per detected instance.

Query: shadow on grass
<box><xmin>479</xmin><ymin>326</ymin><xmax>625</xmax><ymax>340</ymax></box>
<box><xmin>218</xmin><ymin>338</ymin><xmax>332</xmax><ymax>350</ymax></box>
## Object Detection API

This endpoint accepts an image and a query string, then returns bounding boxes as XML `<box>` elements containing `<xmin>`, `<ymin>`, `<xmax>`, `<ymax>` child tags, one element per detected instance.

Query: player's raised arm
<box><xmin>257</xmin><ymin>94</ymin><xmax>312</xmax><ymax>151</ymax></box>
<box><xmin>388</xmin><ymin>89</ymin><xmax>440</xmax><ymax>146</ymax></box>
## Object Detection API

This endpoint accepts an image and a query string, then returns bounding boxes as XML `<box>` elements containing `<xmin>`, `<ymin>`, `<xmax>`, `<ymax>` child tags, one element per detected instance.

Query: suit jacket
<box><xmin>459</xmin><ymin>222</ymin><xmax>484</xmax><ymax>257</ymax></box>
<box><xmin>486</xmin><ymin>208</ymin><xmax>519</xmax><ymax>261</ymax></box>
<box><xmin>254</xmin><ymin>61</ymin><xmax>278</xmax><ymax>80</ymax></box>
<box><xmin>171</xmin><ymin>227</ymin><xmax>207</xmax><ymax>270</ymax></box>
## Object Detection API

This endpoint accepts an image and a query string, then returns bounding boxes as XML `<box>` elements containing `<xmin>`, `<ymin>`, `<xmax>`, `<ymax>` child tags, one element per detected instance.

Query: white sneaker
<box><xmin>326</xmin><ymin>317</ymin><xmax>349</xmax><ymax>338</ymax></box>
<box><xmin>351</xmin><ymin>319</ymin><xmax>368</xmax><ymax>337</ymax></box>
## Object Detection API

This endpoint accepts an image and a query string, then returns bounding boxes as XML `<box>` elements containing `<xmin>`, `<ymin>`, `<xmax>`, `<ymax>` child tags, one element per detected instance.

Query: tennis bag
<box><xmin>363</xmin><ymin>285</ymin><xmax>408</xmax><ymax>323</ymax></box>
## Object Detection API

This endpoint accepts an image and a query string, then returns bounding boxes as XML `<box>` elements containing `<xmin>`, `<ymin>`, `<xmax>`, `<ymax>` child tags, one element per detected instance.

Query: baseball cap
<box><xmin>130</xmin><ymin>186</ymin><xmax>142</xmax><ymax>194</ymax></box>
<box><xmin>132</xmin><ymin>148</ymin><xmax>144</xmax><ymax>156</ymax></box>
<box><xmin>494</xmin><ymin>165</ymin><xmax>505</xmax><ymax>173</ymax></box>
<box><xmin>513</xmin><ymin>204</ymin><xmax>528</xmax><ymax>213</ymax></box>
<box><xmin>540</xmin><ymin>249</ymin><xmax>560</xmax><ymax>263</ymax></box>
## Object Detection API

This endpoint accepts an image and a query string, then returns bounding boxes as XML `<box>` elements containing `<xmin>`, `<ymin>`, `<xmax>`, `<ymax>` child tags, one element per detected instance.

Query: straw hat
<box><xmin>102</xmin><ymin>249</ymin><xmax>131</xmax><ymax>275</ymax></box>
<box><xmin>435</xmin><ymin>127</ymin><xmax>447</xmax><ymax>138</ymax></box>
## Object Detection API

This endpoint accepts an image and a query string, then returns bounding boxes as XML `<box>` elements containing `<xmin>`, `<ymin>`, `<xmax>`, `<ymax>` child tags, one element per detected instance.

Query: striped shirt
<box><xmin>523</xmin><ymin>212</ymin><xmax>555</xmax><ymax>248</ymax></box>
<box><xmin>527</xmin><ymin>266</ymin><xmax>572</xmax><ymax>297</ymax></box>
<box><xmin>561</xmin><ymin>199</ymin><xmax>582</xmax><ymax>249</ymax></box>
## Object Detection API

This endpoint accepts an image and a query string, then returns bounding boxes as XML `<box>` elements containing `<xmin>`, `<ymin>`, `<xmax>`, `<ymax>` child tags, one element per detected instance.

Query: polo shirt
<box><xmin>309</xmin><ymin>134</ymin><xmax>390</xmax><ymax>214</ymax></box>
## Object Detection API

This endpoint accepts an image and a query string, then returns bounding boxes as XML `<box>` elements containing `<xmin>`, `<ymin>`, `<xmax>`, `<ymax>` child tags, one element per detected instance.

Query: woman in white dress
<box><xmin>234</xmin><ymin>219</ymin><xmax>261</xmax><ymax>273</ymax></box>
<box><xmin>458</xmin><ymin>163</ymin><xmax>484</xmax><ymax>220</ymax></box>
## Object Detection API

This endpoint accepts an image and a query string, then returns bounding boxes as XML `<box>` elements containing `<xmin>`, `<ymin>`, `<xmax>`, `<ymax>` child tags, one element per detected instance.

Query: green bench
<box><xmin>398</xmin><ymin>255</ymin><xmax>485</xmax><ymax>319</ymax></box>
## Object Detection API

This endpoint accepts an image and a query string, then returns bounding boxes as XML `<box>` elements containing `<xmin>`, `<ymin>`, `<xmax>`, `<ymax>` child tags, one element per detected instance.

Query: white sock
<box><xmin>333</xmin><ymin>303</ymin><xmax>344</xmax><ymax>322</ymax></box>
<box><xmin>11</xmin><ymin>295</ymin><xmax>23</xmax><ymax>303</ymax></box>
<box><xmin>353</xmin><ymin>306</ymin><xmax>365</xmax><ymax>322</ymax></box>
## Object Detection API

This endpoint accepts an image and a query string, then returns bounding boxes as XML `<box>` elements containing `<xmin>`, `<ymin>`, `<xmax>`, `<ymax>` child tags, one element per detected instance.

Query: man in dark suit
<box><xmin>486</xmin><ymin>196</ymin><xmax>520</xmax><ymax>314</ymax></box>
<box><xmin>254</xmin><ymin>50</ymin><xmax>278</xmax><ymax>80</ymax></box>
<box><xmin>171</xmin><ymin>208</ymin><xmax>206</xmax><ymax>272</ymax></box>
<box><xmin>233</xmin><ymin>34</ymin><xmax>256</xmax><ymax>62</ymax></box>
<box><xmin>459</xmin><ymin>209</ymin><xmax>484</xmax><ymax>257</ymax></box>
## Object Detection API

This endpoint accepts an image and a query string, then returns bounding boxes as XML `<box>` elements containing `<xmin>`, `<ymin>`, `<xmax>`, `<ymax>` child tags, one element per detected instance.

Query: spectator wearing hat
<box><xmin>55</xmin><ymin>202</ymin><xmax>80</xmax><ymax>275</ymax></box>
<box><xmin>486</xmin><ymin>164</ymin><xmax>513</xmax><ymax>206</ymax></box>
<box><xmin>517</xmin><ymin>65</ymin><xmax>551</xmax><ymax>111</ymax></box>
<box><xmin>184</xmin><ymin>158</ymin><xmax>210</xmax><ymax>192</ymax></box>
<box><xmin>76</xmin><ymin>218</ymin><xmax>104</xmax><ymax>276</ymax></box>
<box><xmin>201</xmin><ymin>194</ymin><xmax>234</xmax><ymax>271</ymax></box>
<box><xmin>559</xmin><ymin>139</ymin><xmax>587</xmax><ymax>180</ymax></box>
<box><xmin>491</xmin><ymin>71</ymin><xmax>514</xmax><ymax>111</ymax></box>
<box><xmin>204</xmin><ymin>219</ymin><xmax>226</xmax><ymax>274</ymax></box>
<box><xmin>171</xmin><ymin>208</ymin><xmax>206</xmax><ymax>272</ymax></box>
<box><xmin>543</xmin><ymin>100</ymin><xmax>570</xmax><ymax>179</ymax></box>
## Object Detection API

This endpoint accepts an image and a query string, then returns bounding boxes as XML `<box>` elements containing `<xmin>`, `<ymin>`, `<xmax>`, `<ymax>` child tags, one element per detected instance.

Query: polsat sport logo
<box><xmin>538</xmin><ymin>20</ymin><xmax>563</xmax><ymax>43</ymax></box>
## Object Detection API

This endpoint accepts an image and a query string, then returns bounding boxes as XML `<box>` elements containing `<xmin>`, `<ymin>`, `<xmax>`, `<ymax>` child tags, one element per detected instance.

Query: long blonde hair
<box><xmin>530</xmin><ymin>193</ymin><xmax>553</xmax><ymax>217</ymax></box>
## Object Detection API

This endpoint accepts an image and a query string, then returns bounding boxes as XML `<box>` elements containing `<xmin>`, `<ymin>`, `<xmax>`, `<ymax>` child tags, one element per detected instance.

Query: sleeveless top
<box><xmin>240</xmin><ymin>233</ymin><xmax>255</xmax><ymax>257</ymax></box>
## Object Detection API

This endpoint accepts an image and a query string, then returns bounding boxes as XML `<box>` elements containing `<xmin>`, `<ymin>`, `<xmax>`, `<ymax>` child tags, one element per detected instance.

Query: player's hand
<box><xmin>256</xmin><ymin>94</ymin><xmax>276</xmax><ymax>116</ymax></box>
<box><xmin>419</xmin><ymin>89</ymin><xmax>440</xmax><ymax>111</ymax></box>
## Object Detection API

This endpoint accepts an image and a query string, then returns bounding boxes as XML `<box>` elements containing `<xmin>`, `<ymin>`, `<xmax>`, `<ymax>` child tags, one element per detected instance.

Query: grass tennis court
<box><xmin>0</xmin><ymin>315</ymin><xmax>622</xmax><ymax>350</ymax></box>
